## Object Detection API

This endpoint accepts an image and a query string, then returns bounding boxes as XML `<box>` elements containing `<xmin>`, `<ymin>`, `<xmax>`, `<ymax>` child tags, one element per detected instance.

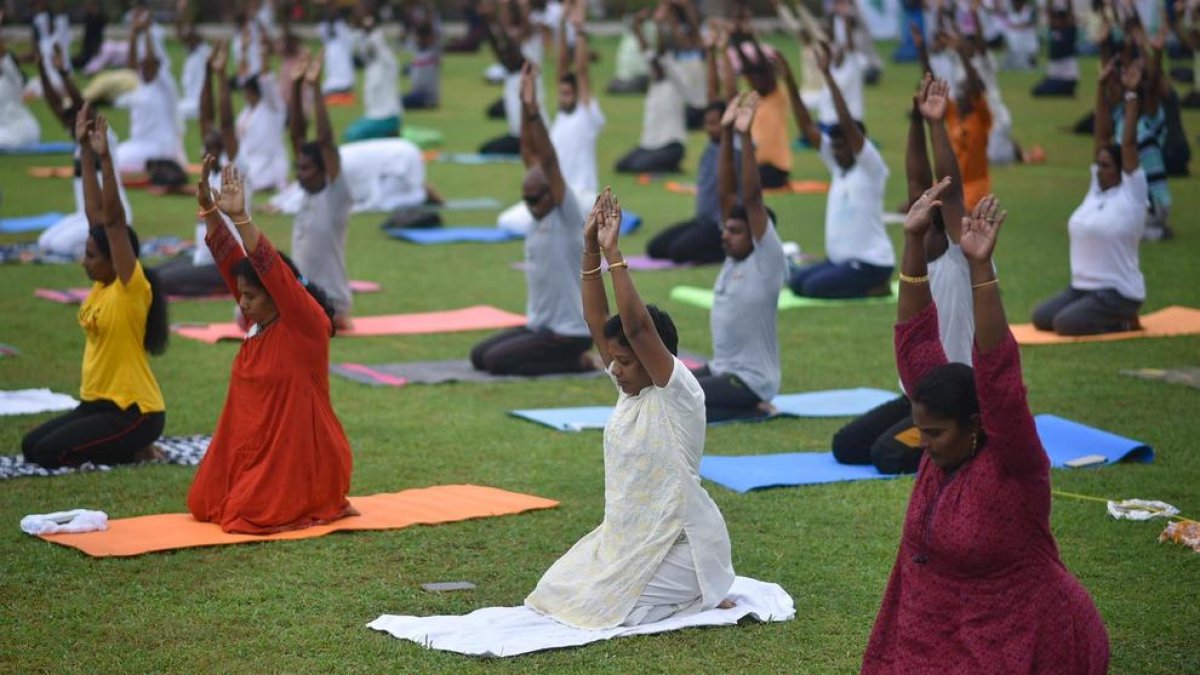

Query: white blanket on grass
<box><xmin>366</xmin><ymin>576</ymin><xmax>794</xmax><ymax>657</ymax></box>
<box><xmin>0</xmin><ymin>389</ymin><xmax>78</xmax><ymax>416</ymax></box>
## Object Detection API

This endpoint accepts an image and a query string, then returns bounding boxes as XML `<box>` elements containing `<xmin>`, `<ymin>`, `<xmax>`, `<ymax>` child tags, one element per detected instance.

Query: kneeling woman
<box><xmin>22</xmin><ymin>113</ymin><xmax>168</xmax><ymax>468</ymax></box>
<box><xmin>187</xmin><ymin>159</ymin><xmax>355</xmax><ymax>535</ymax></box>
<box><xmin>525</xmin><ymin>189</ymin><xmax>735</xmax><ymax>629</ymax></box>
<box><xmin>863</xmin><ymin>193</ymin><xmax>1108</xmax><ymax>672</ymax></box>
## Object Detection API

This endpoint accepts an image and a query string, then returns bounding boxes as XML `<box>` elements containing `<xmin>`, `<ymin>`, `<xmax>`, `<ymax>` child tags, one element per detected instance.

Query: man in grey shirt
<box><xmin>471</xmin><ymin>63</ymin><xmax>593</xmax><ymax>375</ymax></box>
<box><xmin>691</xmin><ymin>93</ymin><xmax>786</xmax><ymax>421</ymax></box>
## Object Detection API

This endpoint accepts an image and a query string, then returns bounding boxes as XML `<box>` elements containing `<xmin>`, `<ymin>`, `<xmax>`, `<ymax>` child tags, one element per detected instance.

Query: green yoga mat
<box><xmin>402</xmin><ymin>125</ymin><xmax>444</xmax><ymax>148</ymax></box>
<box><xmin>669</xmin><ymin>281</ymin><xmax>900</xmax><ymax>310</ymax></box>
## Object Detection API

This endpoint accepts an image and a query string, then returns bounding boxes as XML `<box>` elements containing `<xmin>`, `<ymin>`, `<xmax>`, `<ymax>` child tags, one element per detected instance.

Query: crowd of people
<box><xmin>6</xmin><ymin>0</ymin><xmax>1194</xmax><ymax>668</ymax></box>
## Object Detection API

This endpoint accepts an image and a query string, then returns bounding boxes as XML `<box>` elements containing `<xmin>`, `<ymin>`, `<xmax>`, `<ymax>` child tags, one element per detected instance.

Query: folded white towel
<box><xmin>20</xmin><ymin>509</ymin><xmax>109</xmax><ymax>535</ymax></box>
<box><xmin>0</xmin><ymin>389</ymin><xmax>78</xmax><ymax>417</ymax></box>
<box><xmin>367</xmin><ymin>575</ymin><xmax>794</xmax><ymax>657</ymax></box>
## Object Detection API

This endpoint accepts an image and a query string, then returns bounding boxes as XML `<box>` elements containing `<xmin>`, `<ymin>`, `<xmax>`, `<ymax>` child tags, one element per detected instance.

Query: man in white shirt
<box><xmin>788</xmin><ymin>47</ymin><xmax>893</xmax><ymax>299</ymax></box>
<box><xmin>116</xmin><ymin>15</ymin><xmax>187</xmax><ymax>190</ymax></box>
<box><xmin>614</xmin><ymin>8</ymin><xmax>687</xmax><ymax>174</ymax></box>
<box><xmin>344</xmin><ymin>16</ymin><xmax>402</xmax><ymax>142</ymax></box>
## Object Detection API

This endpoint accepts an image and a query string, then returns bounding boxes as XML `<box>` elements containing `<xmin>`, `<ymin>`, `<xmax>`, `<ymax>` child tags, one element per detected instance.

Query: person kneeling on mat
<box><xmin>23</xmin><ymin>111</ymin><xmax>168</xmax><ymax>469</ymax></box>
<box><xmin>471</xmin><ymin>62</ymin><xmax>594</xmax><ymax>376</ymax></box>
<box><xmin>613</xmin><ymin>7</ymin><xmax>687</xmax><ymax>175</ymax></box>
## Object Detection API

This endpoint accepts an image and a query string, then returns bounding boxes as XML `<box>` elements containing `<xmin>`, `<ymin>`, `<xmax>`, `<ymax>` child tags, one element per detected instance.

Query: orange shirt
<box><xmin>750</xmin><ymin>88</ymin><xmax>793</xmax><ymax>173</ymax></box>
<box><xmin>947</xmin><ymin>96</ymin><xmax>992</xmax><ymax>210</ymax></box>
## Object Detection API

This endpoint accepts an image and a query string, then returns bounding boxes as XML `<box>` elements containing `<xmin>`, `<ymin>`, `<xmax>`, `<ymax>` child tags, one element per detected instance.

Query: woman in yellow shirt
<box><xmin>22</xmin><ymin>108</ymin><xmax>169</xmax><ymax>469</ymax></box>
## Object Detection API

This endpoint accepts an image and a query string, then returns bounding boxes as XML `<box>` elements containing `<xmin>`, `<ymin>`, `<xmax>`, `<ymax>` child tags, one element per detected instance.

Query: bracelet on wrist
<box><xmin>899</xmin><ymin>272</ymin><xmax>929</xmax><ymax>284</ymax></box>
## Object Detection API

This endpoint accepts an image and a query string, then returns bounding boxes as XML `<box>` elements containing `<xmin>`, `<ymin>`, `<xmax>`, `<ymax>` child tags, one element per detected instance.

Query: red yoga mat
<box><xmin>1010</xmin><ymin>306</ymin><xmax>1200</xmax><ymax>345</ymax></box>
<box><xmin>37</xmin><ymin>485</ymin><xmax>559</xmax><ymax>557</ymax></box>
<box><xmin>173</xmin><ymin>305</ymin><xmax>527</xmax><ymax>343</ymax></box>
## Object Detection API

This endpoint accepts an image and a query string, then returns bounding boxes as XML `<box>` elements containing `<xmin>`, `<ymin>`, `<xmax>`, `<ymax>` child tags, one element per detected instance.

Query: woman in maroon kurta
<box><xmin>187</xmin><ymin>159</ymin><xmax>355</xmax><ymax>535</ymax></box>
<box><xmin>862</xmin><ymin>188</ymin><xmax>1108</xmax><ymax>673</ymax></box>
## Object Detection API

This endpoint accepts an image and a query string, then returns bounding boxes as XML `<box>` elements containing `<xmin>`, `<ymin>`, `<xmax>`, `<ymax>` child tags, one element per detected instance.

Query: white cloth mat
<box><xmin>366</xmin><ymin>575</ymin><xmax>794</xmax><ymax>657</ymax></box>
<box><xmin>20</xmin><ymin>509</ymin><xmax>108</xmax><ymax>535</ymax></box>
<box><xmin>0</xmin><ymin>389</ymin><xmax>78</xmax><ymax>416</ymax></box>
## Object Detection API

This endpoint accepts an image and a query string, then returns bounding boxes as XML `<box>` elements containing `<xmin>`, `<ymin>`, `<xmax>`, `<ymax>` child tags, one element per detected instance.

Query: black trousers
<box><xmin>831</xmin><ymin>395</ymin><xmax>922</xmax><ymax>474</ymax></box>
<box><xmin>1032</xmin><ymin>287</ymin><xmax>1142</xmax><ymax>335</ymax></box>
<box><xmin>646</xmin><ymin>218</ymin><xmax>725</xmax><ymax>265</ymax></box>
<box><xmin>1032</xmin><ymin>78</ymin><xmax>1077</xmax><ymax>97</ymax></box>
<box><xmin>22</xmin><ymin>400</ymin><xmax>166</xmax><ymax>469</ymax></box>
<box><xmin>615</xmin><ymin>142</ymin><xmax>685</xmax><ymax>174</ymax></box>
<box><xmin>470</xmin><ymin>326</ymin><xmax>593</xmax><ymax>376</ymax></box>
<box><xmin>478</xmin><ymin>134</ymin><xmax>521</xmax><ymax>155</ymax></box>
<box><xmin>153</xmin><ymin>255</ymin><xmax>227</xmax><ymax>297</ymax></box>
<box><xmin>691</xmin><ymin>365</ymin><xmax>765</xmax><ymax>423</ymax></box>
<box><xmin>758</xmin><ymin>163</ymin><xmax>790</xmax><ymax>189</ymax></box>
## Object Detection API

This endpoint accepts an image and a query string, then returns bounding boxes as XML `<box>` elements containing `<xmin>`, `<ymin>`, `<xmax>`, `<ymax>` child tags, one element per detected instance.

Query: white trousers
<box><xmin>621</xmin><ymin>538</ymin><xmax>705</xmax><ymax>627</ymax></box>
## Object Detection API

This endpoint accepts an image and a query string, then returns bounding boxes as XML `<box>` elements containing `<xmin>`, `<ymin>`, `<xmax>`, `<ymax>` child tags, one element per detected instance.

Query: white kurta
<box><xmin>525</xmin><ymin>358</ymin><xmax>735</xmax><ymax>630</ymax></box>
<box><xmin>359</xmin><ymin>29</ymin><xmax>401</xmax><ymax>120</ymax></box>
<box><xmin>178</xmin><ymin>42</ymin><xmax>212</xmax><ymax>120</ymax></box>
<box><xmin>235</xmin><ymin>73</ymin><xmax>290</xmax><ymax>193</ymax></box>
<box><xmin>116</xmin><ymin>70</ymin><xmax>186</xmax><ymax>173</ymax></box>
<box><xmin>340</xmin><ymin>138</ymin><xmax>426</xmax><ymax>212</ymax></box>
<box><xmin>321</xmin><ymin>19</ymin><xmax>358</xmax><ymax>94</ymax></box>
<box><xmin>39</xmin><ymin>128</ymin><xmax>134</xmax><ymax>258</ymax></box>
<box><xmin>0</xmin><ymin>55</ymin><xmax>40</xmax><ymax>148</ymax></box>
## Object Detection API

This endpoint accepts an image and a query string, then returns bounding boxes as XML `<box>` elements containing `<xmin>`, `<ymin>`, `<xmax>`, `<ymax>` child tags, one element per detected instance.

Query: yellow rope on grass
<box><xmin>1052</xmin><ymin>489</ymin><xmax>1198</xmax><ymax>524</ymax></box>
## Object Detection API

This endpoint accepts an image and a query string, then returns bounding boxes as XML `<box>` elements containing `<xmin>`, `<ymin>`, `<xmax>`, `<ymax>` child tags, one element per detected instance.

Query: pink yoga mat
<box><xmin>173</xmin><ymin>305</ymin><xmax>527</xmax><ymax>344</ymax></box>
<box><xmin>35</xmin><ymin>280</ymin><xmax>382</xmax><ymax>305</ymax></box>
<box><xmin>511</xmin><ymin>255</ymin><xmax>689</xmax><ymax>272</ymax></box>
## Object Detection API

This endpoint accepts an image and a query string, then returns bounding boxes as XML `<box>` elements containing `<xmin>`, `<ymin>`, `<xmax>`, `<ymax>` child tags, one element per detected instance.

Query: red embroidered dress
<box><xmin>187</xmin><ymin>227</ymin><xmax>353</xmax><ymax>534</ymax></box>
<box><xmin>862</xmin><ymin>304</ymin><xmax>1108</xmax><ymax>674</ymax></box>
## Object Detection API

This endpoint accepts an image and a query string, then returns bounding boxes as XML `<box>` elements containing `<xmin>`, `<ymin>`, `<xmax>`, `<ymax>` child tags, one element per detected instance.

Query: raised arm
<box><xmin>817</xmin><ymin>43</ymin><xmax>863</xmax><ymax>154</ymax></box>
<box><xmin>911</xmin><ymin>21</ymin><xmax>932</xmax><ymax>75</ymax></box>
<box><xmin>35</xmin><ymin>49</ymin><xmax>70</xmax><ymax>129</ymax></box>
<box><xmin>305</xmin><ymin>53</ymin><xmax>340</xmax><ymax>180</ymax></box>
<box><xmin>196</xmin><ymin>155</ymin><xmax>245</xmax><ymax>296</ymax></box>
<box><xmin>215</xmin><ymin>43</ymin><xmax>239</xmax><ymax>160</ymax></box>
<box><xmin>1118</xmin><ymin>60</ymin><xmax>1142</xmax><ymax>174</ymax></box>
<box><xmin>288</xmin><ymin>51</ymin><xmax>309</xmax><ymax>159</ymax></box>
<box><xmin>582</xmin><ymin>192</ymin><xmax>612</xmax><ymax>367</ymax></box>
<box><xmin>960</xmin><ymin>195</ymin><xmax>1005</xmax><ymax>352</ymax></box>
<box><xmin>918</xmin><ymin>75</ymin><xmax>965</xmax><ymax>242</ymax></box>
<box><xmin>555</xmin><ymin>0</ymin><xmax>571</xmax><ymax>84</ymax></box>
<box><xmin>1093</xmin><ymin>59</ymin><xmax>1117</xmax><ymax>157</ymax></box>
<box><xmin>774</xmin><ymin>50</ymin><xmax>821</xmax><ymax>147</ymax></box>
<box><xmin>598</xmin><ymin>189</ymin><xmax>674</xmax><ymax>387</ymax></box>
<box><xmin>571</xmin><ymin>3</ymin><xmax>592</xmax><ymax>106</ymax></box>
<box><xmin>126</xmin><ymin>12</ymin><xmax>146</xmax><ymax>71</ymax></box>
<box><xmin>898</xmin><ymin>177</ymin><xmax>951</xmax><ymax>323</ymax></box>
<box><xmin>91</xmin><ymin>115</ymin><xmax>136</xmax><ymax>285</ymax></box>
<box><xmin>77</xmin><ymin>105</ymin><xmax>103</xmax><ymax>227</ymax></box>
<box><xmin>520</xmin><ymin>62</ymin><xmax>567</xmax><ymax>205</ymax></box>
<box><xmin>717</xmin><ymin>97</ymin><xmax>739</xmax><ymax>221</ymax></box>
<box><xmin>630</xmin><ymin>8</ymin><xmax>665</xmax><ymax>81</ymax></box>
<box><xmin>905</xmin><ymin>93</ymin><xmax>932</xmax><ymax>208</ymax></box>
<box><xmin>734</xmin><ymin>93</ymin><xmax>769</xmax><ymax>240</ymax></box>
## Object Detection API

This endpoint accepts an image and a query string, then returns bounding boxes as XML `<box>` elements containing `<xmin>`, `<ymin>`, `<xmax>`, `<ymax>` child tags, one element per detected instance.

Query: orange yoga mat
<box><xmin>173</xmin><ymin>305</ymin><xmax>527</xmax><ymax>344</ymax></box>
<box><xmin>1010</xmin><ymin>306</ymin><xmax>1200</xmax><ymax>345</ymax></box>
<box><xmin>38</xmin><ymin>484</ymin><xmax>559</xmax><ymax>557</ymax></box>
<box><xmin>664</xmin><ymin>180</ymin><xmax>829</xmax><ymax>196</ymax></box>
<box><xmin>28</xmin><ymin>164</ymin><xmax>205</xmax><ymax>180</ymax></box>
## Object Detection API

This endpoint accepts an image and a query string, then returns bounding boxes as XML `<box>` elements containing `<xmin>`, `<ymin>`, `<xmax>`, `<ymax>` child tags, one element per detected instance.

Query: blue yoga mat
<box><xmin>0</xmin><ymin>212</ymin><xmax>64</xmax><ymax>234</ymax></box>
<box><xmin>0</xmin><ymin>141</ymin><xmax>75</xmax><ymax>155</ymax></box>
<box><xmin>700</xmin><ymin>452</ymin><xmax>897</xmax><ymax>493</ymax></box>
<box><xmin>386</xmin><ymin>227</ymin><xmax>521</xmax><ymax>244</ymax></box>
<box><xmin>435</xmin><ymin>152</ymin><xmax>521</xmax><ymax>165</ymax></box>
<box><xmin>773</xmin><ymin>388</ymin><xmax>897</xmax><ymax>417</ymax></box>
<box><xmin>1035</xmin><ymin>414</ymin><xmax>1155</xmax><ymax>468</ymax></box>
<box><xmin>511</xmin><ymin>387</ymin><xmax>899</xmax><ymax>432</ymax></box>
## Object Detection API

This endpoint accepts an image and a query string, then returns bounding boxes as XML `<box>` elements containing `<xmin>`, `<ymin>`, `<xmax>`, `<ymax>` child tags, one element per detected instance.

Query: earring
<box><xmin>970</xmin><ymin>433</ymin><xmax>979</xmax><ymax>457</ymax></box>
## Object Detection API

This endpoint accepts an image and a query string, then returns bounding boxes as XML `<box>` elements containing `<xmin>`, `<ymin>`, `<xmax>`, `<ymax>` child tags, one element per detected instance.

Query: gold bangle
<box><xmin>607</xmin><ymin>260</ymin><xmax>629</xmax><ymax>272</ymax></box>
<box><xmin>581</xmin><ymin>271</ymin><xmax>603</xmax><ymax>280</ymax></box>
<box><xmin>582</xmin><ymin>265</ymin><xmax>602</xmax><ymax>276</ymax></box>
<box><xmin>231</xmin><ymin>216</ymin><xmax>253</xmax><ymax>227</ymax></box>
<box><xmin>899</xmin><ymin>272</ymin><xmax>929</xmax><ymax>284</ymax></box>
<box><xmin>972</xmin><ymin>278</ymin><xmax>999</xmax><ymax>290</ymax></box>
<box><xmin>197</xmin><ymin>205</ymin><xmax>218</xmax><ymax>217</ymax></box>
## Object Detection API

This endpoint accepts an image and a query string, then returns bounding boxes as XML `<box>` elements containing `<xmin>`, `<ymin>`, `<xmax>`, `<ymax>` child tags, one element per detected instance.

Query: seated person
<box><xmin>175</xmin><ymin>0</ymin><xmax>210</xmax><ymax>120</ymax></box>
<box><xmin>23</xmin><ymin>111</ymin><xmax>168</xmax><ymax>469</ymax></box>
<box><xmin>402</xmin><ymin>22</ymin><xmax>441</xmax><ymax>109</ymax></box>
<box><xmin>1031</xmin><ymin>0</ymin><xmax>1079</xmax><ymax>97</ymax></box>
<box><xmin>288</xmin><ymin>54</ymin><xmax>354</xmax><ymax>330</ymax></box>
<box><xmin>1003</xmin><ymin>0</ymin><xmax>1039</xmax><ymax>70</ymax></box>
<box><xmin>525</xmin><ymin>188</ymin><xmax>735</xmax><ymax>629</ymax></box>
<box><xmin>204</xmin><ymin>40</ymin><xmax>289</xmax><ymax>195</ymax></box>
<box><xmin>788</xmin><ymin>46</ymin><xmax>894</xmax><ymax>300</ymax></box>
<box><xmin>34</xmin><ymin>52</ymin><xmax>135</xmax><ymax>260</ymax></box>
<box><xmin>341</xmin><ymin>137</ymin><xmax>434</xmax><ymax>214</ymax></box>
<box><xmin>115</xmin><ymin>14</ymin><xmax>187</xmax><ymax>189</ymax></box>
<box><xmin>345</xmin><ymin>14</ymin><xmax>401</xmax><ymax>142</ymax></box>
<box><xmin>1033</xmin><ymin>60</ymin><xmax>1146</xmax><ymax>335</ymax></box>
<box><xmin>614</xmin><ymin>8</ymin><xmax>687</xmax><ymax>174</ymax></box>
<box><xmin>945</xmin><ymin>38</ymin><xmax>992</xmax><ymax>210</ymax></box>
<box><xmin>477</xmin><ymin>2</ymin><xmax>541</xmax><ymax>155</ymax></box>
<box><xmin>658</xmin><ymin>1</ymin><xmax>707</xmax><ymax>128</ymax></box>
<box><xmin>814</xmin><ymin>36</ymin><xmax>867</xmax><ymax>131</ymax></box>
<box><xmin>694</xmin><ymin>93</ymin><xmax>787</xmax><ymax>422</ymax></box>
<box><xmin>772</xmin><ymin>0</ymin><xmax>830</xmax><ymax>108</ymax></box>
<box><xmin>0</xmin><ymin>37</ymin><xmax>40</xmax><ymax>148</ymax></box>
<box><xmin>1112</xmin><ymin>50</ymin><xmax>1174</xmax><ymax>240</ymax></box>
<box><xmin>834</xmin><ymin>76</ymin><xmax>975</xmax><ymax>474</ymax></box>
<box><xmin>607</xmin><ymin>11</ymin><xmax>651</xmax><ymax>94</ymax></box>
<box><xmin>735</xmin><ymin>36</ymin><xmax>792</xmax><ymax>189</ymax></box>
<box><xmin>317</xmin><ymin>4</ymin><xmax>356</xmax><ymax>96</ymax></box>
<box><xmin>187</xmin><ymin>159</ymin><xmax>355</xmax><ymax>535</ymax></box>
<box><xmin>499</xmin><ymin>3</ymin><xmax>604</xmax><ymax>234</ymax></box>
<box><xmin>472</xmin><ymin>64</ymin><xmax>593</xmax><ymax>376</ymax></box>
<box><xmin>1176</xmin><ymin>2</ymin><xmax>1200</xmax><ymax>108</ymax></box>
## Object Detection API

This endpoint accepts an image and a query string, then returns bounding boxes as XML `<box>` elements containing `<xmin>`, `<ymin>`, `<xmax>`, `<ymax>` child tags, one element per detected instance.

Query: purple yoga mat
<box><xmin>511</xmin><ymin>255</ymin><xmax>690</xmax><ymax>272</ymax></box>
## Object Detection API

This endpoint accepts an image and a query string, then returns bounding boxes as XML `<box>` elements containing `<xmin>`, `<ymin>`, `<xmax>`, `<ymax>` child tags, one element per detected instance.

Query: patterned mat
<box><xmin>0</xmin><ymin>434</ymin><xmax>209</xmax><ymax>480</ymax></box>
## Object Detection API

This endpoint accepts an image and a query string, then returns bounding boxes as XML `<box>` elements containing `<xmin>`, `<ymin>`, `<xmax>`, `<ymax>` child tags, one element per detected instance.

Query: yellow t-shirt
<box><xmin>750</xmin><ymin>88</ymin><xmax>793</xmax><ymax>173</ymax></box>
<box><xmin>77</xmin><ymin>262</ymin><xmax>165</xmax><ymax>413</ymax></box>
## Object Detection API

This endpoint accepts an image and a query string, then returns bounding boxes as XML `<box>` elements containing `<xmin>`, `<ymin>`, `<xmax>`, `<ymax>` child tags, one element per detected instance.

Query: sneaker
<box><xmin>782</xmin><ymin>241</ymin><xmax>802</xmax><ymax>264</ymax></box>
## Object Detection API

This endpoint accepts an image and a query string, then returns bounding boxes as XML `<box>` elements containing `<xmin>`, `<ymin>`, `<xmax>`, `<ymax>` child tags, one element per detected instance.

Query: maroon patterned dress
<box><xmin>862</xmin><ymin>304</ymin><xmax>1108</xmax><ymax>674</ymax></box>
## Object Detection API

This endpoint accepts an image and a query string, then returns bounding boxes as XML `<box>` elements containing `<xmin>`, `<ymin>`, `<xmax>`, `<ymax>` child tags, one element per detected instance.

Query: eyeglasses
<box><xmin>523</xmin><ymin>191</ymin><xmax>548</xmax><ymax>206</ymax></box>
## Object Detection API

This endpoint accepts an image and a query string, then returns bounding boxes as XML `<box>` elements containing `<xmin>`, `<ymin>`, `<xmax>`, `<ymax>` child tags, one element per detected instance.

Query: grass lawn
<box><xmin>1</xmin><ymin>33</ymin><xmax>1198</xmax><ymax>673</ymax></box>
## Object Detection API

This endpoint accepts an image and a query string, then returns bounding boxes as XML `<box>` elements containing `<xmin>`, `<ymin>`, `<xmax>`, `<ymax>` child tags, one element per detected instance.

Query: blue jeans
<box><xmin>789</xmin><ymin>259</ymin><xmax>894</xmax><ymax>299</ymax></box>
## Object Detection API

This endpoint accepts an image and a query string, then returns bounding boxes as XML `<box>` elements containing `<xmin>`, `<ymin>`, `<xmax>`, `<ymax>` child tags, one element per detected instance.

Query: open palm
<box><xmin>959</xmin><ymin>195</ymin><xmax>1006</xmax><ymax>263</ymax></box>
<box><xmin>218</xmin><ymin>164</ymin><xmax>247</xmax><ymax>217</ymax></box>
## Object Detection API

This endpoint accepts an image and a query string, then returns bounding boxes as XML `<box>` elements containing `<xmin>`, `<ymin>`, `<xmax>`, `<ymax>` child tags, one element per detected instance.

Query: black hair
<box><xmin>88</xmin><ymin>225</ymin><xmax>169</xmax><ymax>356</ymax></box>
<box><xmin>727</xmin><ymin>204</ymin><xmax>748</xmax><ymax>222</ymax></box>
<box><xmin>232</xmin><ymin>253</ymin><xmax>337</xmax><ymax>336</ymax></box>
<box><xmin>299</xmin><ymin>141</ymin><xmax>326</xmax><ymax>173</ymax></box>
<box><xmin>602</xmin><ymin>304</ymin><xmax>679</xmax><ymax>356</ymax></box>
<box><xmin>705</xmin><ymin>100</ymin><xmax>727</xmax><ymax>116</ymax></box>
<box><xmin>827</xmin><ymin>120</ymin><xmax>868</xmax><ymax>140</ymax></box>
<box><xmin>559</xmin><ymin>72</ymin><xmax>578</xmax><ymax>89</ymax></box>
<box><xmin>243</xmin><ymin>75</ymin><xmax>261</xmax><ymax>98</ymax></box>
<box><xmin>911</xmin><ymin>363</ymin><xmax>982</xmax><ymax>433</ymax></box>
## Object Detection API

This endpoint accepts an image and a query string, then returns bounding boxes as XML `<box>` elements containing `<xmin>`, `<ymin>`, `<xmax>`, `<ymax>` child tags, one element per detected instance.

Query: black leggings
<box><xmin>478</xmin><ymin>134</ymin><xmax>521</xmax><ymax>155</ymax></box>
<box><xmin>646</xmin><ymin>218</ymin><xmax>725</xmax><ymax>265</ymax></box>
<box><xmin>470</xmin><ymin>326</ymin><xmax>592</xmax><ymax>376</ymax></box>
<box><xmin>22</xmin><ymin>400</ymin><xmax>166</xmax><ymax>469</ymax></box>
<box><xmin>691</xmin><ymin>366</ymin><xmax>765</xmax><ymax>423</ymax></box>
<box><xmin>615</xmin><ymin>142</ymin><xmax>685</xmax><ymax>174</ymax></box>
<box><xmin>153</xmin><ymin>255</ymin><xmax>226</xmax><ymax>297</ymax></box>
<box><xmin>758</xmin><ymin>163</ymin><xmax>790</xmax><ymax>189</ymax></box>
<box><xmin>1031</xmin><ymin>287</ymin><xmax>1142</xmax><ymax>336</ymax></box>
<box><xmin>831</xmin><ymin>395</ymin><xmax>921</xmax><ymax>474</ymax></box>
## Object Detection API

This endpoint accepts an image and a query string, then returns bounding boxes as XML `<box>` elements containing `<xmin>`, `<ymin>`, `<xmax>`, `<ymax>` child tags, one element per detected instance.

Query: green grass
<box><xmin>2</xmin><ymin>35</ymin><xmax>1199</xmax><ymax>673</ymax></box>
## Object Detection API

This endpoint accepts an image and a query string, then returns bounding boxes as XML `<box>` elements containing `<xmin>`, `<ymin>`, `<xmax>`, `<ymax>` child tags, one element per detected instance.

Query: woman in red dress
<box><xmin>862</xmin><ymin>186</ymin><xmax>1108</xmax><ymax>673</ymax></box>
<box><xmin>187</xmin><ymin>158</ymin><xmax>355</xmax><ymax>534</ymax></box>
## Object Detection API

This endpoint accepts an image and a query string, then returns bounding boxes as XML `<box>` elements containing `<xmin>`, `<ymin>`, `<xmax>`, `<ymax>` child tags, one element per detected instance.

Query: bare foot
<box><xmin>717</xmin><ymin>598</ymin><xmax>737</xmax><ymax>610</ymax></box>
<box><xmin>132</xmin><ymin>444</ymin><xmax>166</xmax><ymax>462</ymax></box>
<box><xmin>756</xmin><ymin>401</ymin><xmax>778</xmax><ymax>416</ymax></box>
<box><xmin>339</xmin><ymin>503</ymin><xmax>361</xmax><ymax>518</ymax></box>
<box><xmin>334</xmin><ymin>315</ymin><xmax>354</xmax><ymax>332</ymax></box>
